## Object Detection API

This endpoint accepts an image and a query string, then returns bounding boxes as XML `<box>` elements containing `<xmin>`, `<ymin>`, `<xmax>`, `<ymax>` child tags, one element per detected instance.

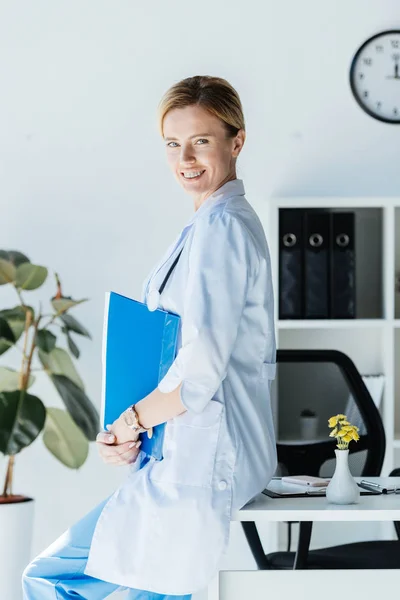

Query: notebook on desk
<box><xmin>263</xmin><ymin>478</ymin><xmax>381</xmax><ymax>498</ymax></box>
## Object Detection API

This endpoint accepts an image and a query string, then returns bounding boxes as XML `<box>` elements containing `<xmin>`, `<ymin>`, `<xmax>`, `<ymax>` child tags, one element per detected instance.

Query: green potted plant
<box><xmin>0</xmin><ymin>249</ymin><xmax>99</xmax><ymax>598</ymax></box>
<box><xmin>299</xmin><ymin>408</ymin><xmax>318</xmax><ymax>440</ymax></box>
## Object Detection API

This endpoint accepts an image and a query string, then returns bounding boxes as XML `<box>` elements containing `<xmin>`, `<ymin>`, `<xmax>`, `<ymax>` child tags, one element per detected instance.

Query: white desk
<box><xmin>207</xmin><ymin>477</ymin><xmax>400</xmax><ymax>600</ymax></box>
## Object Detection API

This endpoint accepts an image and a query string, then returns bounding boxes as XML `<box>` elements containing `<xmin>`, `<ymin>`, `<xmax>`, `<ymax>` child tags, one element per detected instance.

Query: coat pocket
<box><xmin>260</xmin><ymin>361</ymin><xmax>276</xmax><ymax>380</ymax></box>
<box><xmin>150</xmin><ymin>400</ymin><xmax>224</xmax><ymax>488</ymax></box>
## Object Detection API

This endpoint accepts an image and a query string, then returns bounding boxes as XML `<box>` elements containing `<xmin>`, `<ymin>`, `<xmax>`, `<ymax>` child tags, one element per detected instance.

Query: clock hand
<box><xmin>386</xmin><ymin>63</ymin><xmax>400</xmax><ymax>79</ymax></box>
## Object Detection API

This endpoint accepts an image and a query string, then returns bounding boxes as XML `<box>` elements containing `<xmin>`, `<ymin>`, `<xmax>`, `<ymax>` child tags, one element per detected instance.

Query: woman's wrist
<box><xmin>123</xmin><ymin>405</ymin><xmax>153</xmax><ymax>439</ymax></box>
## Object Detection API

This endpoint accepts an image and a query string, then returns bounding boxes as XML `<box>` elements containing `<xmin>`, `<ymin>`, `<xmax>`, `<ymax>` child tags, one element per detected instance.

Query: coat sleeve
<box><xmin>157</xmin><ymin>211</ymin><xmax>259</xmax><ymax>414</ymax></box>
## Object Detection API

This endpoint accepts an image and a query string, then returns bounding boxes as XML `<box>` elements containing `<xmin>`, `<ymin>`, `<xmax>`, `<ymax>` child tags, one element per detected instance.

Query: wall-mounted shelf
<box><xmin>261</xmin><ymin>196</ymin><xmax>400</xmax><ymax>475</ymax></box>
<box><xmin>278</xmin><ymin>319</ymin><xmax>385</xmax><ymax>330</ymax></box>
<box><xmin>260</xmin><ymin>196</ymin><xmax>400</xmax><ymax>551</ymax></box>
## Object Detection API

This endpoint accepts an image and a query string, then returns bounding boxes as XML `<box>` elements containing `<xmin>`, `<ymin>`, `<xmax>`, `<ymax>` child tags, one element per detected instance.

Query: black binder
<box><xmin>279</xmin><ymin>209</ymin><xmax>304</xmax><ymax>319</ymax></box>
<box><xmin>304</xmin><ymin>211</ymin><xmax>330</xmax><ymax>319</ymax></box>
<box><xmin>330</xmin><ymin>212</ymin><xmax>356</xmax><ymax>318</ymax></box>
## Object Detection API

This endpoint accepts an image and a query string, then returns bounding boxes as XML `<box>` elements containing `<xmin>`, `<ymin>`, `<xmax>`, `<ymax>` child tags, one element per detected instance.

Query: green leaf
<box><xmin>0</xmin><ymin>316</ymin><xmax>16</xmax><ymax>356</ymax></box>
<box><xmin>51</xmin><ymin>297</ymin><xmax>88</xmax><ymax>314</ymax></box>
<box><xmin>0</xmin><ymin>305</ymin><xmax>35</xmax><ymax>342</ymax></box>
<box><xmin>66</xmin><ymin>331</ymin><xmax>80</xmax><ymax>359</ymax></box>
<box><xmin>0</xmin><ymin>250</ymin><xmax>30</xmax><ymax>267</ymax></box>
<box><xmin>43</xmin><ymin>407</ymin><xmax>89</xmax><ymax>468</ymax></box>
<box><xmin>15</xmin><ymin>263</ymin><xmax>48</xmax><ymax>290</ymax></box>
<box><xmin>7</xmin><ymin>251</ymin><xmax>30</xmax><ymax>266</ymax></box>
<box><xmin>50</xmin><ymin>375</ymin><xmax>99</xmax><ymax>441</ymax></box>
<box><xmin>0</xmin><ymin>259</ymin><xmax>16</xmax><ymax>286</ymax></box>
<box><xmin>0</xmin><ymin>390</ymin><xmax>46</xmax><ymax>455</ymax></box>
<box><xmin>0</xmin><ymin>338</ymin><xmax>14</xmax><ymax>355</ymax></box>
<box><xmin>35</xmin><ymin>329</ymin><xmax>57</xmax><ymax>353</ymax></box>
<box><xmin>59</xmin><ymin>313</ymin><xmax>91</xmax><ymax>339</ymax></box>
<box><xmin>0</xmin><ymin>305</ymin><xmax>35</xmax><ymax>323</ymax></box>
<box><xmin>38</xmin><ymin>347</ymin><xmax>84</xmax><ymax>390</ymax></box>
<box><xmin>0</xmin><ymin>367</ymin><xmax>35</xmax><ymax>392</ymax></box>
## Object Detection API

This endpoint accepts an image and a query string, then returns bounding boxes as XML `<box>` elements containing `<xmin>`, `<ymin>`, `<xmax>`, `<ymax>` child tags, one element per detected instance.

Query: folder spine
<box><xmin>158</xmin><ymin>313</ymin><xmax>180</xmax><ymax>383</ymax></box>
<box><xmin>304</xmin><ymin>210</ymin><xmax>330</xmax><ymax>319</ymax></box>
<box><xmin>279</xmin><ymin>209</ymin><xmax>304</xmax><ymax>319</ymax></box>
<box><xmin>330</xmin><ymin>212</ymin><xmax>356</xmax><ymax>318</ymax></box>
<box><xmin>100</xmin><ymin>292</ymin><xmax>111</xmax><ymax>429</ymax></box>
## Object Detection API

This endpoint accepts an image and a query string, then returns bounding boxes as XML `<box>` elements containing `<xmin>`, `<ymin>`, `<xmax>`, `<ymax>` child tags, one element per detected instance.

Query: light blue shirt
<box><xmin>85</xmin><ymin>179</ymin><xmax>277</xmax><ymax>595</ymax></box>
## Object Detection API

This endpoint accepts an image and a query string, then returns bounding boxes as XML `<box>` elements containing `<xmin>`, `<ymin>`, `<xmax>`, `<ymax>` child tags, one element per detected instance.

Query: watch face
<box><xmin>124</xmin><ymin>407</ymin><xmax>135</xmax><ymax>427</ymax></box>
<box><xmin>350</xmin><ymin>30</ymin><xmax>400</xmax><ymax>123</ymax></box>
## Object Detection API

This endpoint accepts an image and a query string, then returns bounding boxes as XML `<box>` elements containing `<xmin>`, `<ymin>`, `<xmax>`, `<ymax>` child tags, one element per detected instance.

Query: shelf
<box><xmin>278</xmin><ymin>319</ymin><xmax>386</xmax><ymax>330</ymax></box>
<box><xmin>395</xmin><ymin>208</ymin><xmax>400</xmax><ymax>319</ymax></box>
<box><xmin>277</xmin><ymin>206</ymin><xmax>384</xmax><ymax>319</ymax></box>
<box><xmin>264</xmin><ymin>197</ymin><xmax>400</xmax><ymax>474</ymax></box>
<box><xmin>395</xmin><ymin>330</ymin><xmax>400</xmax><ymax>450</ymax></box>
<box><xmin>273</xmin><ymin>197</ymin><xmax>393</xmax><ymax>209</ymax></box>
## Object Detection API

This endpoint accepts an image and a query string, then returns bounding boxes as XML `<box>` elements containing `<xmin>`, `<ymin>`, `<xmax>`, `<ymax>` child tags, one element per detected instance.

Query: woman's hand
<box><xmin>107</xmin><ymin>411</ymin><xmax>140</xmax><ymax>445</ymax></box>
<box><xmin>96</xmin><ymin>431</ymin><xmax>142</xmax><ymax>466</ymax></box>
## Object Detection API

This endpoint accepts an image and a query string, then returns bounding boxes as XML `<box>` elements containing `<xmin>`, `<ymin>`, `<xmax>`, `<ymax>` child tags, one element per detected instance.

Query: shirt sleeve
<box><xmin>157</xmin><ymin>210</ymin><xmax>259</xmax><ymax>414</ymax></box>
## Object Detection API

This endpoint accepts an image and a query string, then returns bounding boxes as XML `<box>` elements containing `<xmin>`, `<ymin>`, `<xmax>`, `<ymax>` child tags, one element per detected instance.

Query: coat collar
<box><xmin>143</xmin><ymin>179</ymin><xmax>245</xmax><ymax>303</ymax></box>
<box><xmin>186</xmin><ymin>178</ymin><xmax>245</xmax><ymax>226</ymax></box>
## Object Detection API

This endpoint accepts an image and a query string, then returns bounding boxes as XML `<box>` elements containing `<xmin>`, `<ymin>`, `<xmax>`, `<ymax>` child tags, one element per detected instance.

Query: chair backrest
<box><xmin>275</xmin><ymin>349</ymin><xmax>386</xmax><ymax>478</ymax></box>
<box><xmin>390</xmin><ymin>468</ymin><xmax>400</xmax><ymax>539</ymax></box>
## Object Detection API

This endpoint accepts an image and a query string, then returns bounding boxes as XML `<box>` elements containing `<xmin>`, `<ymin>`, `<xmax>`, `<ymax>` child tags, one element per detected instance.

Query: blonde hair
<box><xmin>157</xmin><ymin>75</ymin><xmax>245</xmax><ymax>138</ymax></box>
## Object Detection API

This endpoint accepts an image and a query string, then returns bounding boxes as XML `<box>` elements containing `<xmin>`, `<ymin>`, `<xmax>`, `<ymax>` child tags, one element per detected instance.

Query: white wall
<box><xmin>1</xmin><ymin>1</ymin><xmax>400</xmax><ymax>597</ymax></box>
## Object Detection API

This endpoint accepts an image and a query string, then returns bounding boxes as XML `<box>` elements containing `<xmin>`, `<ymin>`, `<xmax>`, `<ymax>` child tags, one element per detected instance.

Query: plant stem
<box><xmin>15</xmin><ymin>286</ymin><xmax>25</xmax><ymax>308</ymax></box>
<box><xmin>2</xmin><ymin>456</ymin><xmax>15</xmax><ymax>496</ymax></box>
<box><xmin>2</xmin><ymin>307</ymin><xmax>41</xmax><ymax>498</ymax></box>
<box><xmin>25</xmin><ymin>317</ymin><xmax>41</xmax><ymax>383</ymax></box>
<box><xmin>18</xmin><ymin>308</ymin><xmax>33</xmax><ymax>390</ymax></box>
<box><xmin>41</xmin><ymin>310</ymin><xmax>67</xmax><ymax>330</ymax></box>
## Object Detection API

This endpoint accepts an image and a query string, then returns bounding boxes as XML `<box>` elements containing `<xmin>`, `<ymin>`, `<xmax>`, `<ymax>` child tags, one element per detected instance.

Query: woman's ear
<box><xmin>232</xmin><ymin>129</ymin><xmax>245</xmax><ymax>157</ymax></box>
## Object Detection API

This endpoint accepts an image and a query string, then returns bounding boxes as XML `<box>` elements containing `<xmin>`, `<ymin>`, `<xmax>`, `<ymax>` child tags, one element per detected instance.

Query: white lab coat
<box><xmin>84</xmin><ymin>179</ymin><xmax>277</xmax><ymax>595</ymax></box>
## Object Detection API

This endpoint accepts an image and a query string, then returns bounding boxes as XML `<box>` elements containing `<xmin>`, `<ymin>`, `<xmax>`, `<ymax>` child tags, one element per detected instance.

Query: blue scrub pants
<box><xmin>22</xmin><ymin>495</ymin><xmax>192</xmax><ymax>600</ymax></box>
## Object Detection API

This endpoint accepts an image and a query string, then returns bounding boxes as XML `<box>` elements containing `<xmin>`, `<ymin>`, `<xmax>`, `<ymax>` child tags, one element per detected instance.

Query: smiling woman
<box><xmin>159</xmin><ymin>76</ymin><xmax>246</xmax><ymax>211</ymax></box>
<box><xmin>22</xmin><ymin>75</ymin><xmax>277</xmax><ymax>600</ymax></box>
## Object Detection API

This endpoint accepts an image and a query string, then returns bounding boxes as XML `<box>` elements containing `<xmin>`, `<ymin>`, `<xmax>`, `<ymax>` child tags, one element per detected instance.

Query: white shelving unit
<box><xmin>258</xmin><ymin>197</ymin><xmax>400</xmax><ymax>550</ymax></box>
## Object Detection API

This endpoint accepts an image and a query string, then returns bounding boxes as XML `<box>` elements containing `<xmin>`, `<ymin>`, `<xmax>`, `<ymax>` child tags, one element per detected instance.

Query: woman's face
<box><xmin>162</xmin><ymin>105</ymin><xmax>245</xmax><ymax>208</ymax></box>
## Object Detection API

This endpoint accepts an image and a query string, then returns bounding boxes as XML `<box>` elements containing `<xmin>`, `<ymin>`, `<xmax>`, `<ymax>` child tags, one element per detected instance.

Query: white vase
<box><xmin>300</xmin><ymin>416</ymin><xmax>318</xmax><ymax>440</ymax></box>
<box><xmin>0</xmin><ymin>498</ymin><xmax>35</xmax><ymax>599</ymax></box>
<box><xmin>326</xmin><ymin>449</ymin><xmax>360</xmax><ymax>505</ymax></box>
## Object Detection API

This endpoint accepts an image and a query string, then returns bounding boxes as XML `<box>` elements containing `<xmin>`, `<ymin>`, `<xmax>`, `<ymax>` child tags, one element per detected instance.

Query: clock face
<box><xmin>350</xmin><ymin>30</ymin><xmax>400</xmax><ymax>123</ymax></box>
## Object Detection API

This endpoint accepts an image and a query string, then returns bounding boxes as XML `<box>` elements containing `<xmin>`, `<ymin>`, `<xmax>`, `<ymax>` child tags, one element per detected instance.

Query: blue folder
<box><xmin>101</xmin><ymin>291</ymin><xmax>180</xmax><ymax>460</ymax></box>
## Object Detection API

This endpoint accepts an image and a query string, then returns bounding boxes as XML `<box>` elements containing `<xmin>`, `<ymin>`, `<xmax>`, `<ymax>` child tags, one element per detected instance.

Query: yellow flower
<box><xmin>328</xmin><ymin>414</ymin><xmax>359</xmax><ymax>448</ymax></box>
<box><xmin>328</xmin><ymin>414</ymin><xmax>348</xmax><ymax>428</ymax></box>
<box><xmin>336</xmin><ymin>429</ymin><xmax>347</xmax><ymax>437</ymax></box>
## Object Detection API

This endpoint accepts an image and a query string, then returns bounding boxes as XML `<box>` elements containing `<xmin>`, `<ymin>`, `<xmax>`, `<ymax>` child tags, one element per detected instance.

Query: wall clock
<box><xmin>350</xmin><ymin>30</ymin><xmax>400</xmax><ymax>123</ymax></box>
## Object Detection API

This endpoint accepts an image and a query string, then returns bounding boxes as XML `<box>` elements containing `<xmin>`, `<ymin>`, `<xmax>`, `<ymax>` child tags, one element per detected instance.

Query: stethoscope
<box><xmin>146</xmin><ymin>248</ymin><xmax>184</xmax><ymax>312</ymax></box>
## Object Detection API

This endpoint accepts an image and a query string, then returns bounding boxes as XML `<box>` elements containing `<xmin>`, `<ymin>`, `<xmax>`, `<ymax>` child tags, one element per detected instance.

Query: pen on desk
<box><xmin>359</xmin><ymin>480</ymin><xmax>400</xmax><ymax>494</ymax></box>
<box><xmin>360</xmin><ymin>480</ymin><xmax>381</xmax><ymax>488</ymax></box>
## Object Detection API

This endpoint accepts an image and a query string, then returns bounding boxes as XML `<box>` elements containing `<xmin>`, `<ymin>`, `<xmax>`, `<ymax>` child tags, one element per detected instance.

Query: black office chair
<box><xmin>242</xmin><ymin>349</ymin><xmax>400</xmax><ymax>570</ymax></box>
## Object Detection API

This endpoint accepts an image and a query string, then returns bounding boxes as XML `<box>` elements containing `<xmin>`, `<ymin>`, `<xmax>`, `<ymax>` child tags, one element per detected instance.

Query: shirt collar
<box><xmin>186</xmin><ymin>178</ymin><xmax>245</xmax><ymax>226</ymax></box>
